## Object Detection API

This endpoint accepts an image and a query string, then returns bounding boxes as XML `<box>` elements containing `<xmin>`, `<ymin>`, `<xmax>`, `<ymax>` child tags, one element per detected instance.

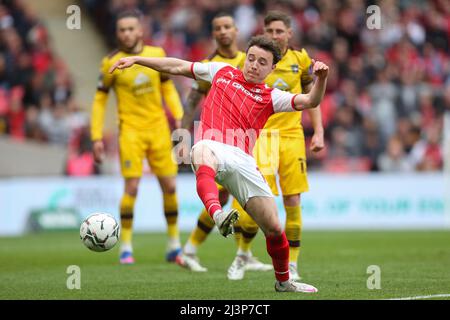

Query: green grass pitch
<box><xmin>1</xmin><ymin>230</ymin><xmax>450</xmax><ymax>300</ymax></box>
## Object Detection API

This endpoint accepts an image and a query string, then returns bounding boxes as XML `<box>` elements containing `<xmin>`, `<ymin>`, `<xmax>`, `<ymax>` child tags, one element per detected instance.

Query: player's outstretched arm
<box><xmin>293</xmin><ymin>60</ymin><xmax>328</xmax><ymax>111</ymax></box>
<box><xmin>109</xmin><ymin>56</ymin><xmax>194</xmax><ymax>78</ymax></box>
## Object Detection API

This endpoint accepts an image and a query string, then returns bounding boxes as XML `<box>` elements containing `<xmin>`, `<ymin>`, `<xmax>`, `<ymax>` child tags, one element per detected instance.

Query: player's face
<box><xmin>243</xmin><ymin>46</ymin><xmax>276</xmax><ymax>83</ymax></box>
<box><xmin>264</xmin><ymin>20</ymin><xmax>292</xmax><ymax>54</ymax></box>
<box><xmin>116</xmin><ymin>17</ymin><xmax>143</xmax><ymax>51</ymax></box>
<box><xmin>212</xmin><ymin>16</ymin><xmax>237</xmax><ymax>48</ymax></box>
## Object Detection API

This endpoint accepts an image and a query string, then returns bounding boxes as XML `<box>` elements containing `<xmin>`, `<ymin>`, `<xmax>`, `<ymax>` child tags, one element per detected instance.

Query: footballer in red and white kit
<box><xmin>108</xmin><ymin>35</ymin><xmax>328</xmax><ymax>292</ymax></box>
<box><xmin>190</xmin><ymin>61</ymin><xmax>300</xmax><ymax>207</ymax></box>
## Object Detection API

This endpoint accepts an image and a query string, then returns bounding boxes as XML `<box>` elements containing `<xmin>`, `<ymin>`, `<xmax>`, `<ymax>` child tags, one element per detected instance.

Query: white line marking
<box><xmin>386</xmin><ymin>294</ymin><xmax>450</xmax><ymax>300</ymax></box>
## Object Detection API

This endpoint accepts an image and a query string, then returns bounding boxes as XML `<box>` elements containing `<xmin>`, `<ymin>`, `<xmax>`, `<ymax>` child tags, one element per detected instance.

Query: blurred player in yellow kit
<box><xmin>178</xmin><ymin>13</ymin><xmax>272</xmax><ymax>272</ymax></box>
<box><xmin>225</xmin><ymin>11</ymin><xmax>325</xmax><ymax>281</ymax></box>
<box><xmin>90</xmin><ymin>9</ymin><xmax>184</xmax><ymax>264</ymax></box>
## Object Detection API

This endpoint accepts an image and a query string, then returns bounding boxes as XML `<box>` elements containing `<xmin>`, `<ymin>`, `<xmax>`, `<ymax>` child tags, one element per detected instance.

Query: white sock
<box><xmin>183</xmin><ymin>241</ymin><xmax>197</xmax><ymax>256</ymax></box>
<box><xmin>237</xmin><ymin>248</ymin><xmax>251</xmax><ymax>257</ymax></box>
<box><xmin>281</xmin><ymin>280</ymin><xmax>290</xmax><ymax>286</ymax></box>
<box><xmin>120</xmin><ymin>242</ymin><xmax>133</xmax><ymax>253</ymax></box>
<box><xmin>167</xmin><ymin>237</ymin><xmax>181</xmax><ymax>251</ymax></box>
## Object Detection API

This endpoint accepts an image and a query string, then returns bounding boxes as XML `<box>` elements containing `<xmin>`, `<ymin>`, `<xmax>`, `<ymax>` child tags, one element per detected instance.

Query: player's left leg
<box><xmin>216</xmin><ymin>146</ymin><xmax>316</xmax><ymax>292</ymax></box>
<box><xmin>278</xmin><ymin>136</ymin><xmax>309</xmax><ymax>280</ymax></box>
<box><xmin>283</xmin><ymin>194</ymin><xmax>302</xmax><ymax>280</ymax></box>
<box><xmin>157</xmin><ymin>175</ymin><xmax>182</xmax><ymax>263</ymax></box>
<box><xmin>244</xmin><ymin>196</ymin><xmax>316</xmax><ymax>293</ymax></box>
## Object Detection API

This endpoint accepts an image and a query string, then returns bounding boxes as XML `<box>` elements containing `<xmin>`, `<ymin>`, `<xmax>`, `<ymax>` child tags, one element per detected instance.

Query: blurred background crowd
<box><xmin>1</xmin><ymin>0</ymin><xmax>449</xmax><ymax>174</ymax></box>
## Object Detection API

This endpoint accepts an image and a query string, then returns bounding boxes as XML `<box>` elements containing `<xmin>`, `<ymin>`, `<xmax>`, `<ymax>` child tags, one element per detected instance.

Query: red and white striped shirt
<box><xmin>191</xmin><ymin>62</ymin><xmax>299</xmax><ymax>155</ymax></box>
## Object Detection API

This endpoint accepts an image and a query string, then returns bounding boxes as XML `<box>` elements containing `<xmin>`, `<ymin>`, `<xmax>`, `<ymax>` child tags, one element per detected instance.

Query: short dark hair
<box><xmin>212</xmin><ymin>12</ymin><xmax>234</xmax><ymax>21</ymax></box>
<box><xmin>117</xmin><ymin>9</ymin><xmax>144</xmax><ymax>22</ymax></box>
<box><xmin>264</xmin><ymin>10</ymin><xmax>291</xmax><ymax>28</ymax></box>
<box><xmin>211</xmin><ymin>12</ymin><xmax>235</xmax><ymax>30</ymax></box>
<box><xmin>246</xmin><ymin>35</ymin><xmax>282</xmax><ymax>65</ymax></box>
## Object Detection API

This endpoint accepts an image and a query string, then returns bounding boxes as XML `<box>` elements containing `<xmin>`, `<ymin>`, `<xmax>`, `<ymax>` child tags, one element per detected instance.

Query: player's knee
<box><xmin>264</xmin><ymin>224</ymin><xmax>283</xmax><ymax>238</ymax></box>
<box><xmin>283</xmin><ymin>194</ymin><xmax>300</xmax><ymax>207</ymax></box>
<box><xmin>242</xmin><ymin>222</ymin><xmax>259</xmax><ymax>235</ymax></box>
<box><xmin>191</xmin><ymin>144</ymin><xmax>217</xmax><ymax>171</ymax></box>
<box><xmin>163</xmin><ymin>186</ymin><xmax>176</xmax><ymax>194</ymax></box>
<box><xmin>125</xmin><ymin>184</ymin><xmax>139</xmax><ymax>197</ymax></box>
<box><xmin>161</xmin><ymin>183</ymin><xmax>176</xmax><ymax>194</ymax></box>
<box><xmin>125</xmin><ymin>189</ymin><xmax>138</xmax><ymax>197</ymax></box>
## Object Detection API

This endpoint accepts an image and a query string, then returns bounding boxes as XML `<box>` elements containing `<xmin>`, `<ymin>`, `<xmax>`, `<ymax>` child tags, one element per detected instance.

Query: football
<box><xmin>80</xmin><ymin>213</ymin><xmax>120</xmax><ymax>252</ymax></box>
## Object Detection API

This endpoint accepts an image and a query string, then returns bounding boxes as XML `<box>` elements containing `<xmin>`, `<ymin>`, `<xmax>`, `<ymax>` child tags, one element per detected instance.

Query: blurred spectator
<box><xmin>65</xmin><ymin>126</ymin><xmax>99</xmax><ymax>176</ymax></box>
<box><xmin>417</xmin><ymin>124</ymin><xmax>443</xmax><ymax>171</ymax></box>
<box><xmin>1</xmin><ymin>0</ymin><xmax>77</xmax><ymax>149</ymax></box>
<box><xmin>404</xmin><ymin>124</ymin><xmax>426</xmax><ymax>170</ymax></box>
<box><xmin>368</xmin><ymin>66</ymin><xmax>398</xmax><ymax>142</ymax></box>
<box><xmin>360</xmin><ymin>117</ymin><xmax>383</xmax><ymax>171</ymax></box>
<box><xmin>377</xmin><ymin>135</ymin><xmax>414</xmax><ymax>172</ymax></box>
<box><xmin>40</xmin><ymin>103</ymin><xmax>70</xmax><ymax>145</ymax></box>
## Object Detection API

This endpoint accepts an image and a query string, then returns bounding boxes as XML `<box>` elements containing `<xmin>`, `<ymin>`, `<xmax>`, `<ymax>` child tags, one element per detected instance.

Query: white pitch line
<box><xmin>386</xmin><ymin>294</ymin><xmax>450</xmax><ymax>300</ymax></box>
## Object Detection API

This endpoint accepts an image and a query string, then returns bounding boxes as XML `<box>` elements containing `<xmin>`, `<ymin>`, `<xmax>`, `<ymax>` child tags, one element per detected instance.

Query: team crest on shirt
<box><xmin>272</xmin><ymin>78</ymin><xmax>290</xmax><ymax>91</ymax></box>
<box><xmin>226</xmin><ymin>71</ymin><xmax>235</xmax><ymax>78</ymax></box>
<box><xmin>291</xmin><ymin>64</ymin><xmax>299</xmax><ymax>73</ymax></box>
<box><xmin>134</xmin><ymin>73</ymin><xmax>150</xmax><ymax>85</ymax></box>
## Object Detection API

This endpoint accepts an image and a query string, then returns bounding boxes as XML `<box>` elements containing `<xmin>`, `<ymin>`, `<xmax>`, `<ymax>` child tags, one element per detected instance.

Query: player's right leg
<box><xmin>181</xmin><ymin>186</ymin><xmax>229</xmax><ymax>272</ymax></box>
<box><xmin>118</xmin><ymin>130</ymin><xmax>145</xmax><ymax>265</ymax></box>
<box><xmin>190</xmin><ymin>141</ymin><xmax>239</xmax><ymax>238</ymax></box>
<box><xmin>119</xmin><ymin>178</ymin><xmax>139</xmax><ymax>264</ymax></box>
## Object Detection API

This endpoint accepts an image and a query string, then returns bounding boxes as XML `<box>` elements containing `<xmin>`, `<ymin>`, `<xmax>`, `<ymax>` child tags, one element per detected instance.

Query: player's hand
<box><xmin>92</xmin><ymin>140</ymin><xmax>105</xmax><ymax>164</ymax></box>
<box><xmin>109</xmin><ymin>57</ymin><xmax>137</xmax><ymax>73</ymax></box>
<box><xmin>310</xmin><ymin>131</ymin><xmax>325</xmax><ymax>153</ymax></box>
<box><xmin>311</xmin><ymin>59</ymin><xmax>329</xmax><ymax>79</ymax></box>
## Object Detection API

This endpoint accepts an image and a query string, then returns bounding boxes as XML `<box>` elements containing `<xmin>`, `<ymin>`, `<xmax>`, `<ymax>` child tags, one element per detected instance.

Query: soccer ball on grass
<box><xmin>80</xmin><ymin>213</ymin><xmax>120</xmax><ymax>252</ymax></box>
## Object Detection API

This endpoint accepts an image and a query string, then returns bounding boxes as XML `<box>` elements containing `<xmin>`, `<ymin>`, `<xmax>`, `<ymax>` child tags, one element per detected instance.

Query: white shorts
<box><xmin>191</xmin><ymin>140</ymin><xmax>273</xmax><ymax>208</ymax></box>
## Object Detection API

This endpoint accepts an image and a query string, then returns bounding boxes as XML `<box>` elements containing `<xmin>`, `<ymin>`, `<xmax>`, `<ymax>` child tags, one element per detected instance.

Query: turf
<box><xmin>1</xmin><ymin>230</ymin><xmax>450</xmax><ymax>300</ymax></box>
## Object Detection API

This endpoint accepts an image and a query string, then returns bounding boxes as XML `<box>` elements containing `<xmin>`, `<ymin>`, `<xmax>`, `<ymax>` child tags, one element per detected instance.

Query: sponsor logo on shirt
<box><xmin>272</xmin><ymin>78</ymin><xmax>289</xmax><ymax>91</ymax></box>
<box><xmin>133</xmin><ymin>73</ymin><xmax>153</xmax><ymax>95</ymax></box>
<box><xmin>215</xmin><ymin>77</ymin><xmax>263</xmax><ymax>102</ymax></box>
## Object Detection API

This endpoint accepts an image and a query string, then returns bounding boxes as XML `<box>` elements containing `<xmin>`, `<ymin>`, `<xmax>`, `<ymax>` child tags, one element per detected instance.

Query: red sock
<box><xmin>266</xmin><ymin>232</ymin><xmax>290</xmax><ymax>282</ymax></box>
<box><xmin>195</xmin><ymin>165</ymin><xmax>222</xmax><ymax>218</ymax></box>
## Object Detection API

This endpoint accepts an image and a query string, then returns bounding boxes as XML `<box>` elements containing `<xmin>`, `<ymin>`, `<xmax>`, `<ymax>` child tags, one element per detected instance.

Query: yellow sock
<box><xmin>188</xmin><ymin>208</ymin><xmax>215</xmax><ymax>246</ymax></box>
<box><xmin>240</xmin><ymin>216</ymin><xmax>258</xmax><ymax>252</ymax></box>
<box><xmin>163</xmin><ymin>193</ymin><xmax>179</xmax><ymax>240</ymax></box>
<box><xmin>285</xmin><ymin>205</ymin><xmax>302</xmax><ymax>264</ymax></box>
<box><xmin>232</xmin><ymin>198</ymin><xmax>259</xmax><ymax>252</ymax></box>
<box><xmin>233</xmin><ymin>220</ymin><xmax>242</xmax><ymax>247</ymax></box>
<box><xmin>120</xmin><ymin>193</ymin><xmax>136</xmax><ymax>244</ymax></box>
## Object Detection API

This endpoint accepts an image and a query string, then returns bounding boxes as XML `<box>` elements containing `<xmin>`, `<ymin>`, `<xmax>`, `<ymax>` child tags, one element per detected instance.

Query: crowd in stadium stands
<box><xmin>0</xmin><ymin>0</ymin><xmax>95</xmax><ymax>175</ymax></box>
<box><xmin>2</xmin><ymin>0</ymin><xmax>448</xmax><ymax>174</ymax></box>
